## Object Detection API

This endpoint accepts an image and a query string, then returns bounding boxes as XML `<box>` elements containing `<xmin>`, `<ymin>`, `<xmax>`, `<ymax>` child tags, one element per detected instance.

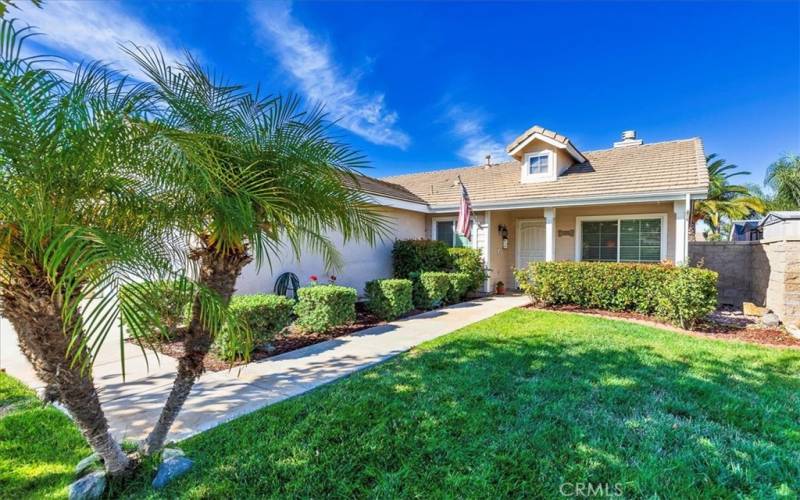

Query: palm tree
<box><xmin>0</xmin><ymin>21</ymin><xmax>228</xmax><ymax>477</ymax></box>
<box><xmin>765</xmin><ymin>154</ymin><xmax>800</xmax><ymax>210</ymax></box>
<box><xmin>692</xmin><ymin>153</ymin><xmax>765</xmax><ymax>239</ymax></box>
<box><xmin>126</xmin><ymin>48</ymin><xmax>390</xmax><ymax>454</ymax></box>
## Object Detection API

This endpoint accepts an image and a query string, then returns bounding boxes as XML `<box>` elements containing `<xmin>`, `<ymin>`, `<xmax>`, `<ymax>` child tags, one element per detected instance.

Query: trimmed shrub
<box><xmin>656</xmin><ymin>266</ymin><xmax>718</xmax><ymax>329</ymax></box>
<box><xmin>445</xmin><ymin>272</ymin><xmax>472</xmax><ymax>304</ymax></box>
<box><xmin>365</xmin><ymin>279</ymin><xmax>414</xmax><ymax>321</ymax></box>
<box><xmin>294</xmin><ymin>285</ymin><xmax>357</xmax><ymax>333</ymax></box>
<box><xmin>213</xmin><ymin>294</ymin><xmax>295</xmax><ymax>361</ymax></box>
<box><xmin>392</xmin><ymin>239</ymin><xmax>451</xmax><ymax>279</ymax></box>
<box><xmin>515</xmin><ymin>261</ymin><xmax>718</xmax><ymax>328</ymax></box>
<box><xmin>414</xmin><ymin>272</ymin><xmax>452</xmax><ymax>309</ymax></box>
<box><xmin>119</xmin><ymin>279</ymin><xmax>193</xmax><ymax>342</ymax></box>
<box><xmin>447</xmin><ymin>247</ymin><xmax>487</xmax><ymax>295</ymax></box>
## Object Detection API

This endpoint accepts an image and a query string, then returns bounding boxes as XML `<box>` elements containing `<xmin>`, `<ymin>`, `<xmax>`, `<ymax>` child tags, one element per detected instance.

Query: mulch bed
<box><xmin>147</xmin><ymin>302</ymin><xmax>423</xmax><ymax>372</ymax></box>
<box><xmin>527</xmin><ymin>304</ymin><xmax>800</xmax><ymax>349</ymax></box>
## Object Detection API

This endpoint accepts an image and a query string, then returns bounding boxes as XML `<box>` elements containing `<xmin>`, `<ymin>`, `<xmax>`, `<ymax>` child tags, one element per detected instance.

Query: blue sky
<box><xmin>17</xmin><ymin>1</ymin><xmax>800</xmax><ymax>184</ymax></box>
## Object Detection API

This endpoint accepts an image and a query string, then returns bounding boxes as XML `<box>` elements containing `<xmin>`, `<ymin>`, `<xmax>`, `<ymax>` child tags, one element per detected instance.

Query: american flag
<box><xmin>456</xmin><ymin>176</ymin><xmax>473</xmax><ymax>241</ymax></box>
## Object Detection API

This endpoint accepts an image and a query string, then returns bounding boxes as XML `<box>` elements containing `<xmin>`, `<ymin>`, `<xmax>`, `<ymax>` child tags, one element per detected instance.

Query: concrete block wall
<box><xmin>688</xmin><ymin>241</ymin><xmax>753</xmax><ymax>306</ymax></box>
<box><xmin>689</xmin><ymin>239</ymin><xmax>800</xmax><ymax>327</ymax></box>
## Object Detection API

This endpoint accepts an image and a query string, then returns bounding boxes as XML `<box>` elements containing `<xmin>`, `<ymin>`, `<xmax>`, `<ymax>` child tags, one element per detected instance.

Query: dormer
<box><xmin>506</xmin><ymin>125</ymin><xmax>587</xmax><ymax>183</ymax></box>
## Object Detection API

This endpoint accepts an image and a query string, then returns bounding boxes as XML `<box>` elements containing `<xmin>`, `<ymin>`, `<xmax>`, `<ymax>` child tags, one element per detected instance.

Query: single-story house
<box><xmin>237</xmin><ymin>126</ymin><xmax>710</xmax><ymax>294</ymax></box>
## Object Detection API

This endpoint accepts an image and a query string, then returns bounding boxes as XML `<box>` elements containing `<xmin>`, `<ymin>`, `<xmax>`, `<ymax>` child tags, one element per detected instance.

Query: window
<box><xmin>528</xmin><ymin>153</ymin><xmax>550</xmax><ymax>175</ymax></box>
<box><xmin>579</xmin><ymin>216</ymin><xmax>664</xmax><ymax>263</ymax></box>
<box><xmin>434</xmin><ymin>219</ymin><xmax>469</xmax><ymax>248</ymax></box>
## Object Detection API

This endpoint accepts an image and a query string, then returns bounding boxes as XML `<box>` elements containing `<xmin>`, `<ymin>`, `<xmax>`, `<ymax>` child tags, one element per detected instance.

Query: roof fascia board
<box><xmin>507</xmin><ymin>133</ymin><xmax>587</xmax><ymax>163</ymax></box>
<box><xmin>426</xmin><ymin>190</ymin><xmax>709</xmax><ymax>213</ymax></box>
<box><xmin>364</xmin><ymin>194</ymin><xmax>431</xmax><ymax>213</ymax></box>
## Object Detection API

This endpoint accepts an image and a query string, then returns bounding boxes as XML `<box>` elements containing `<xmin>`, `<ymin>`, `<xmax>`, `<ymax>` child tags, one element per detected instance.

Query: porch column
<box><xmin>673</xmin><ymin>199</ymin><xmax>688</xmax><ymax>265</ymax></box>
<box><xmin>544</xmin><ymin>207</ymin><xmax>556</xmax><ymax>262</ymax></box>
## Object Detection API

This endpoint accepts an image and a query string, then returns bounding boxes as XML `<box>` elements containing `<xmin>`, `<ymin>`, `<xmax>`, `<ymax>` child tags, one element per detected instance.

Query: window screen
<box><xmin>581</xmin><ymin>221</ymin><xmax>618</xmax><ymax>262</ymax></box>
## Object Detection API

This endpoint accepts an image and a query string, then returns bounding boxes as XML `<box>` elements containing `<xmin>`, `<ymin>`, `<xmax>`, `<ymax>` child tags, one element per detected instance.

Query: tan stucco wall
<box><xmin>484</xmin><ymin>202</ymin><xmax>676</xmax><ymax>287</ymax></box>
<box><xmin>237</xmin><ymin>206</ymin><xmax>426</xmax><ymax>296</ymax></box>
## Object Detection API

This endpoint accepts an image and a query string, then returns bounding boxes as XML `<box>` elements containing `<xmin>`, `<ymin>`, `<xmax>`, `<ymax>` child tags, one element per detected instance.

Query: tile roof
<box><xmin>506</xmin><ymin>124</ymin><xmax>577</xmax><ymax>154</ymax></box>
<box><xmin>341</xmin><ymin>173</ymin><xmax>428</xmax><ymax>205</ymax></box>
<box><xmin>383</xmin><ymin>138</ymin><xmax>709</xmax><ymax>207</ymax></box>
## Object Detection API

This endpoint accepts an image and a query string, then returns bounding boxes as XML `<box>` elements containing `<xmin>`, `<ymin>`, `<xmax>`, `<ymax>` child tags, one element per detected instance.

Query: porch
<box><xmin>426</xmin><ymin>200</ymin><xmax>692</xmax><ymax>291</ymax></box>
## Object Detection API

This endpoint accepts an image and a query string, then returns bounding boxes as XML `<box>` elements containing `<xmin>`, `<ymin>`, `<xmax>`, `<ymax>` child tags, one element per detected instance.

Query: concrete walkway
<box><xmin>1</xmin><ymin>294</ymin><xmax>528</xmax><ymax>443</ymax></box>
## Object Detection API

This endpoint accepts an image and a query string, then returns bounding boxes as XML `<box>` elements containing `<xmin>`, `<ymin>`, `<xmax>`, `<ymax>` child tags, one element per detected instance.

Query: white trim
<box><xmin>363</xmin><ymin>194</ymin><xmax>430</xmax><ymax>213</ymax></box>
<box><xmin>521</xmin><ymin>150</ymin><xmax>557</xmax><ymax>183</ymax></box>
<box><xmin>515</xmin><ymin>218</ymin><xmax>546</xmax><ymax>270</ymax></box>
<box><xmin>484</xmin><ymin>211</ymin><xmax>492</xmax><ymax>292</ymax></box>
<box><xmin>544</xmin><ymin>207</ymin><xmax>556</xmax><ymax>261</ymax></box>
<box><xmin>507</xmin><ymin>132</ymin><xmax>587</xmax><ymax>163</ymax></box>
<box><xmin>575</xmin><ymin>213</ymin><xmax>668</xmax><ymax>262</ymax></box>
<box><xmin>427</xmin><ymin>190</ymin><xmax>708</xmax><ymax>213</ymax></box>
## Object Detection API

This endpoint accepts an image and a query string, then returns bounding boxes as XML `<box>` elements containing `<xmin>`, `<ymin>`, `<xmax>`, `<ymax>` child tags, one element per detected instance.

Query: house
<box><xmin>758</xmin><ymin>211</ymin><xmax>800</xmax><ymax>240</ymax></box>
<box><xmin>236</xmin><ymin>126</ymin><xmax>709</xmax><ymax>294</ymax></box>
<box><xmin>729</xmin><ymin>220</ymin><xmax>763</xmax><ymax>241</ymax></box>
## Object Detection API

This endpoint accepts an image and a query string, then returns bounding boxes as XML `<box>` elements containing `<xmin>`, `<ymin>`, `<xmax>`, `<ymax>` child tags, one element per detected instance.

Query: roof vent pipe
<box><xmin>614</xmin><ymin>130</ymin><xmax>643</xmax><ymax>148</ymax></box>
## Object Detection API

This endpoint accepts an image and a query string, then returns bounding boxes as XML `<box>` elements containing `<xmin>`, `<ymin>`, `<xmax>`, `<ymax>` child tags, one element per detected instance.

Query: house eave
<box><xmin>426</xmin><ymin>189</ymin><xmax>709</xmax><ymax>213</ymax></box>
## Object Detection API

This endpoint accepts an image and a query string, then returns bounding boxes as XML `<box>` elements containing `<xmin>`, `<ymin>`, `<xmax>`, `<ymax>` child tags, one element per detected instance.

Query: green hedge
<box><xmin>119</xmin><ymin>279</ymin><xmax>193</xmax><ymax>342</ymax></box>
<box><xmin>294</xmin><ymin>285</ymin><xmax>357</xmax><ymax>333</ymax></box>
<box><xmin>515</xmin><ymin>262</ymin><xmax>717</xmax><ymax>329</ymax></box>
<box><xmin>447</xmin><ymin>248</ymin><xmax>486</xmax><ymax>295</ymax></box>
<box><xmin>445</xmin><ymin>272</ymin><xmax>472</xmax><ymax>304</ymax></box>
<box><xmin>212</xmin><ymin>294</ymin><xmax>295</xmax><ymax>361</ymax></box>
<box><xmin>413</xmin><ymin>272</ymin><xmax>452</xmax><ymax>309</ymax></box>
<box><xmin>365</xmin><ymin>279</ymin><xmax>414</xmax><ymax>321</ymax></box>
<box><xmin>392</xmin><ymin>239</ymin><xmax>451</xmax><ymax>279</ymax></box>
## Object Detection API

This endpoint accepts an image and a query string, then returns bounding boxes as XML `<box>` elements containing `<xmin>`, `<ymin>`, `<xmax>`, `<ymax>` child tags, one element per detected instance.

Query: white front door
<box><xmin>516</xmin><ymin>219</ymin><xmax>546</xmax><ymax>271</ymax></box>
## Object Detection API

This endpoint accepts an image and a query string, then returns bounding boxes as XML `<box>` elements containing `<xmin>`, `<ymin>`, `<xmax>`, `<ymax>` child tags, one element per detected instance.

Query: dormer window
<box><xmin>528</xmin><ymin>153</ymin><xmax>550</xmax><ymax>175</ymax></box>
<box><xmin>521</xmin><ymin>150</ymin><xmax>556</xmax><ymax>183</ymax></box>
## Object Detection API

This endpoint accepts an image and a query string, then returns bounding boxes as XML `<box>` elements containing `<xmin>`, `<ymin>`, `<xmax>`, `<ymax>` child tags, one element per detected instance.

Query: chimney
<box><xmin>613</xmin><ymin>130</ymin><xmax>643</xmax><ymax>148</ymax></box>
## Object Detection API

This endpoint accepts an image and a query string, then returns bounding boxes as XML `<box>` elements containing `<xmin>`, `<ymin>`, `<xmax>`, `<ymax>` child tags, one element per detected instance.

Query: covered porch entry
<box><xmin>427</xmin><ymin>200</ymin><xmax>689</xmax><ymax>292</ymax></box>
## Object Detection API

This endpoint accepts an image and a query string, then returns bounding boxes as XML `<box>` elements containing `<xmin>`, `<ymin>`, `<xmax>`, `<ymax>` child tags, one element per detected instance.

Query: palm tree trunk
<box><xmin>1</xmin><ymin>268</ymin><xmax>132</xmax><ymax>476</ymax></box>
<box><xmin>139</xmin><ymin>238</ymin><xmax>252</xmax><ymax>455</ymax></box>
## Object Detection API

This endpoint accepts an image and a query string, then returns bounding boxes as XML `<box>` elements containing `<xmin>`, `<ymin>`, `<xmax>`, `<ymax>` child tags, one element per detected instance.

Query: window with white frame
<box><xmin>579</xmin><ymin>216</ymin><xmax>664</xmax><ymax>263</ymax></box>
<box><xmin>527</xmin><ymin>152</ymin><xmax>550</xmax><ymax>175</ymax></box>
<box><xmin>434</xmin><ymin>219</ymin><xmax>469</xmax><ymax>248</ymax></box>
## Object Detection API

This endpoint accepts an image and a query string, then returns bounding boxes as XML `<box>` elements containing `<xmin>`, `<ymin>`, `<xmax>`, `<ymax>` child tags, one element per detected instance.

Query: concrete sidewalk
<box><xmin>1</xmin><ymin>294</ymin><xmax>528</xmax><ymax>443</ymax></box>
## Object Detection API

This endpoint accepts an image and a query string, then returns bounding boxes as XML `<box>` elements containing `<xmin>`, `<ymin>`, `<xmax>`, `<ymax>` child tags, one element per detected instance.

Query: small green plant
<box><xmin>445</xmin><ymin>272</ymin><xmax>471</xmax><ymax>304</ymax></box>
<box><xmin>213</xmin><ymin>294</ymin><xmax>295</xmax><ymax>361</ymax></box>
<box><xmin>119</xmin><ymin>279</ymin><xmax>193</xmax><ymax>342</ymax></box>
<box><xmin>273</xmin><ymin>272</ymin><xmax>300</xmax><ymax>300</ymax></box>
<box><xmin>447</xmin><ymin>248</ymin><xmax>487</xmax><ymax>295</ymax></box>
<box><xmin>365</xmin><ymin>279</ymin><xmax>414</xmax><ymax>320</ymax></box>
<box><xmin>656</xmin><ymin>266</ymin><xmax>718</xmax><ymax>329</ymax></box>
<box><xmin>294</xmin><ymin>285</ymin><xmax>357</xmax><ymax>333</ymax></box>
<box><xmin>414</xmin><ymin>272</ymin><xmax>452</xmax><ymax>309</ymax></box>
<box><xmin>392</xmin><ymin>239</ymin><xmax>452</xmax><ymax>279</ymax></box>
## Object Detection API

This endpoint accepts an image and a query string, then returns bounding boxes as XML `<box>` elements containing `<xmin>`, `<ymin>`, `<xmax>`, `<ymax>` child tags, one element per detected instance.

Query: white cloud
<box><xmin>17</xmin><ymin>1</ymin><xmax>185</xmax><ymax>81</ymax></box>
<box><xmin>251</xmin><ymin>1</ymin><xmax>410</xmax><ymax>149</ymax></box>
<box><xmin>446</xmin><ymin>105</ymin><xmax>510</xmax><ymax>165</ymax></box>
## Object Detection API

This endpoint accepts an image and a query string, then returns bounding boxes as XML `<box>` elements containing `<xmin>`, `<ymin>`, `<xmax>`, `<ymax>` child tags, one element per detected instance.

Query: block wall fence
<box><xmin>689</xmin><ymin>239</ymin><xmax>800</xmax><ymax>328</ymax></box>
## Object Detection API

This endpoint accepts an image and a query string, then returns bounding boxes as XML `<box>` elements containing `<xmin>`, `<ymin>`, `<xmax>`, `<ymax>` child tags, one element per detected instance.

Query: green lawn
<box><xmin>4</xmin><ymin>309</ymin><xmax>800</xmax><ymax>498</ymax></box>
<box><xmin>0</xmin><ymin>371</ymin><xmax>89</xmax><ymax>498</ymax></box>
<box><xmin>116</xmin><ymin>309</ymin><xmax>800</xmax><ymax>498</ymax></box>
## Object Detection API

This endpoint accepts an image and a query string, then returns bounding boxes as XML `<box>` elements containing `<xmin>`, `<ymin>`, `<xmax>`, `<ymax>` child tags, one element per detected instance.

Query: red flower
<box><xmin>309</xmin><ymin>275</ymin><xmax>318</xmax><ymax>282</ymax></box>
